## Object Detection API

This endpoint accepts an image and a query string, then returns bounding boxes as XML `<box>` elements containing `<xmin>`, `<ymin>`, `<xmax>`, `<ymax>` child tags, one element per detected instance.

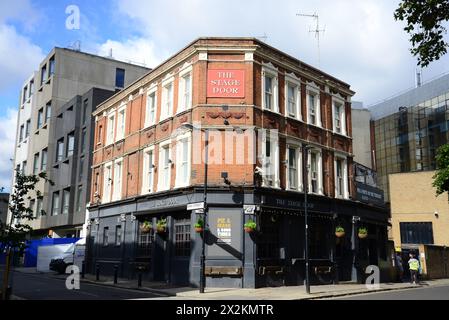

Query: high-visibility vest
<box><xmin>409</xmin><ymin>259</ymin><xmax>419</xmax><ymax>271</ymax></box>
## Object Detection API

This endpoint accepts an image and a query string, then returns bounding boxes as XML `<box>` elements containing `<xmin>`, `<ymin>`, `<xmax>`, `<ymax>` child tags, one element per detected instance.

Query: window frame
<box><xmin>157</xmin><ymin>140</ymin><xmax>172</xmax><ymax>191</ymax></box>
<box><xmin>306</xmin><ymin>82</ymin><xmax>321</xmax><ymax>127</ymax></box>
<box><xmin>262</xmin><ymin>64</ymin><xmax>279</xmax><ymax>113</ymax></box>
<box><xmin>285</xmin><ymin>73</ymin><xmax>302</xmax><ymax>120</ymax></box>
<box><xmin>102</xmin><ymin>161</ymin><xmax>113</xmax><ymax>203</ymax></box>
<box><xmin>51</xmin><ymin>191</ymin><xmax>60</xmax><ymax>216</ymax></box>
<box><xmin>112</xmin><ymin>158</ymin><xmax>123</xmax><ymax>202</ymax></box>
<box><xmin>261</xmin><ymin>131</ymin><xmax>280</xmax><ymax>188</ymax></box>
<box><xmin>115</xmin><ymin>103</ymin><xmax>127</xmax><ymax>142</ymax></box>
<box><xmin>334</xmin><ymin>154</ymin><xmax>349</xmax><ymax>199</ymax></box>
<box><xmin>332</xmin><ymin>94</ymin><xmax>346</xmax><ymax>135</ymax></box>
<box><xmin>286</xmin><ymin>142</ymin><xmax>303</xmax><ymax>191</ymax></box>
<box><xmin>142</xmin><ymin>145</ymin><xmax>155</xmax><ymax>194</ymax></box>
<box><xmin>177</xmin><ymin>65</ymin><xmax>193</xmax><ymax>114</ymax></box>
<box><xmin>105</xmin><ymin>109</ymin><xmax>116</xmax><ymax>146</ymax></box>
<box><xmin>160</xmin><ymin>77</ymin><xmax>174</xmax><ymax>121</ymax></box>
<box><xmin>175</xmin><ymin>132</ymin><xmax>191</xmax><ymax>188</ymax></box>
<box><xmin>144</xmin><ymin>84</ymin><xmax>158</xmax><ymax>128</ymax></box>
<box><xmin>308</xmin><ymin>147</ymin><xmax>323</xmax><ymax>195</ymax></box>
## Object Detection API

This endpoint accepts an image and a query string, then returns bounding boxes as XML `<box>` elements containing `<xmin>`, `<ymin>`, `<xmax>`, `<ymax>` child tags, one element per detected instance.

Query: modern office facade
<box><xmin>10</xmin><ymin>48</ymin><xmax>149</xmax><ymax>238</ymax></box>
<box><xmin>369</xmin><ymin>73</ymin><xmax>449</xmax><ymax>202</ymax></box>
<box><xmin>87</xmin><ymin>37</ymin><xmax>389</xmax><ymax>289</ymax></box>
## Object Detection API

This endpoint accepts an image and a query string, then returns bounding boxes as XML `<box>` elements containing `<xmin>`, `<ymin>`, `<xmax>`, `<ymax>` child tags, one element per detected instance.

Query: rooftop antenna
<box><xmin>296</xmin><ymin>12</ymin><xmax>325</xmax><ymax>67</ymax></box>
<box><xmin>256</xmin><ymin>33</ymin><xmax>268</xmax><ymax>42</ymax></box>
<box><xmin>109</xmin><ymin>48</ymin><xmax>113</xmax><ymax>58</ymax></box>
<box><xmin>67</xmin><ymin>40</ymin><xmax>81</xmax><ymax>51</ymax></box>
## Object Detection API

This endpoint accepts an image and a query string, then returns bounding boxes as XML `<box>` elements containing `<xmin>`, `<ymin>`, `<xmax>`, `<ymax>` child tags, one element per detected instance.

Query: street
<box><xmin>331</xmin><ymin>285</ymin><xmax>449</xmax><ymax>300</ymax></box>
<box><xmin>0</xmin><ymin>269</ymin><xmax>165</xmax><ymax>300</ymax></box>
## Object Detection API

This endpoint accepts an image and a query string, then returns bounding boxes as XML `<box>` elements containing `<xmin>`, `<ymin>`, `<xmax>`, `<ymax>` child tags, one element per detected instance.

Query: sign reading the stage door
<box><xmin>207</xmin><ymin>69</ymin><xmax>245</xmax><ymax>98</ymax></box>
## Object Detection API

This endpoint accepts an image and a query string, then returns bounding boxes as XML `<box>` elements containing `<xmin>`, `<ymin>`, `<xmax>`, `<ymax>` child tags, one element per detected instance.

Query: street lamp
<box><xmin>178</xmin><ymin>123</ymin><xmax>208</xmax><ymax>293</ymax></box>
<box><xmin>302</xmin><ymin>144</ymin><xmax>312</xmax><ymax>294</ymax></box>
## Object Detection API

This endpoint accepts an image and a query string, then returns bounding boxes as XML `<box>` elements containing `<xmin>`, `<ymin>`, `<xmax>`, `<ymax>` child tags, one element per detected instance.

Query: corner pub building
<box><xmin>87</xmin><ymin>37</ymin><xmax>389</xmax><ymax>288</ymax></box>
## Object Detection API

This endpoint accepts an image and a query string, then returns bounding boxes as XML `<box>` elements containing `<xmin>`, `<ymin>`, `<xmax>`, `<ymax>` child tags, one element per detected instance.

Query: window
<box><xmin>25</xmin><ymin>119</ymin><xmax>31</xmax><ymax>138</ymax></box>
<box><xmin>19</xmin><ymin>125</ymin><xmax>24</xmax><ymax>142</ymax></box>
<box><xmin>285</xmin><ymin>76</ymin><xmax>301</xmax><ymax>119</ymax></box>
<box><xmin>76</xmin><ymin>185</ymin><xmax>82</xmax><ymax>212</ymax></box>
<box><xmin>161</xmin><ymin>81</ymin><xmax>173</xmax><ymax>120</ymax></box>
<box><xmin>334</xmin><ymin>156</ymin><xmax>348</xmax><ymax>199</ymax></box>
<box><xmin>45</xmin><ymin>102</ymin><xmax>51</xmax><ymax>123</ymax></box>
<box><xmin>142</xmin><ymin>147</ymin><xmax>155</xmax><ymax>194</ymax></box>
<box><xmin>82</xmin><ymin>99</ymin><xmax>88</xmax><ymax>125</ymax></box>
<box><xmin>287</xmin><ymin>146</ymin><xmax>302</xmax><ymax>191</ymax></box>
<box><xmin>29</xmin><ymin>199</ymin><xmax>36</xmax><ymax>218</ymax></box>
<box><xmin>103</xmin><ymin>227</ymin><xmax>109</xmax><ymax>246</ymax></box>
<box><xmin>158</xmin><ymin>143</ymin><xmax>171</xmax><ymax>191</ymax></box>
<box><xmin>49</xmin><ymin>56</ymin><xmax>55</xmax><ymax>77</ymax></box>
<box><xmin>307</xmin><ymin>84</ymin><xmax>321</xmax><ymax>126</ymax></box>
<box><xmin>80</xmin><ymin>128</ymin><xmax>86</xmax><ymax>154</ymax></box>
<box><xmin>41</xmin><ymin>64</ymin><xmax>47</xmax><ymax>85</ymax></box>
<box><xmin>67</xmin><ymin>132</ymin><xmax>75</xmax><ymax>157</ymax></box>
<box><xmin>145</xmin><ymin>90</ymin><xmax>157</xmax><ymax>127</ymax></box>
<box><xmin>176</xmin><ymin>135</ymin><xmax>190</xmax><ymax>187</ymax></box>
<box><xmin>29</xmin><ymin>80</ymin><xmax>34</xmax><ymax>97</ymax></box>
<box><xmin>138</xmin><ymin>221</ymin><xmax>153</xmax><ymax>257</ymax></box>
<box><xmin>115</xmin><ymin>225</ymin><xmax>122</xmax><ymax>246</ymax></box>
<box><xmin>309</xmin><ymin>149</ymin><xmax>323</xmax><ymax>194</ymax></box>
<box><xmin>333</xmin><ymin>97</ymin><xmax>346</xmax><ymax>135</ymax></box>
<box><xmin>33</xmin><ymin>153</ymin><xmax>39</xmax><ymax>174</ymax></box>
<box><xmin>51</xmin><ymin>192</ymin><xmax>60</xmax><ymax>216</ymax></box>
<box><xmin>23</xmin><ymin>86</ymin><xmax>27</xmax><ymax>104</ymax></box>
<box><xmin>178</xmin><ymin>70</ymin><xmax>192</xmax><ymax>113</ymax></box>
<box><xmin>41</xmin><ymin>148</ymin><xmax>47</xmax><ymax>171</ymax></box>
<box><xmin>400</xmin><ymin>222</ymin><xmax>434</xmax><ymax>244</ymax></box>
<box><xmin>37</xmin><ymin>108</ymin><xmax>44</xmax><ymax>128</ymax></box>
<box><xmin>56</xmin><ymin>138</ymin><xmax>64</xmax><ymax>162</ymax></box>
<box><xmin>112</xmin><ymin>159</ymin><xmax>123</xmax><ymax>201</ymax></box>
<box><xmin>106</xmin><ymin>112</ymin><xmax>115</xmax><ymax>145</ymax></box>
<box><xmin>261</xmin><ymin>132</ymin><xmax>279</xmax><ymax>188</ymax></box>
<box><xmin>36</xmin><ymin>198</ymin><xmax>43</xmax><ymax>217</ymax></box>
<box><xmin>174</xmin><ymin>218</ymin><xmax>191</xmax><ymax>257</ymax></box>
<box><xmin>116</xmin><ymin>105</ymin><xmax>126</xmax><ymax>141</ymax></box>
<box><xmin>115</xmin><ymin>68</ymin><xmax>125</xmax><ymax>88</ymax></box>
<box><xmin>79</xmin><ymin>157</ymin><xmax>84</xmax><ymax>180</ymax></box>
<box><xmin>21</xmin><ymin>161</ymin><xmax>27</xmax><ymax>174</ymax></box>
<box><xmin>62</xmin><ymin>188</ymin><xmax>70</xmax><ymax>214</ymax></box>
<box><xmin>98</xmin><ymin>125</ymin><xmax>103</xmax><ymax>144</ymax></box>
<box><xmin>102</xmin><ymin>162</ymin><xmax>112</xmax><ymax>203</ymax></box>
<box><xmin>262</xmin><ymin>65</ymin><xmax>278</xmax><ymax>112</ymax></box>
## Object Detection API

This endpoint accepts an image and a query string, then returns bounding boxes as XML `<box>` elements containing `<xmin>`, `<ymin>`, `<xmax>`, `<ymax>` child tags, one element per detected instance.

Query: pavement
<box><xmin>6</xmin><ymin>267</ymin><xmax>449</xmax><ymax>300</ymax></box>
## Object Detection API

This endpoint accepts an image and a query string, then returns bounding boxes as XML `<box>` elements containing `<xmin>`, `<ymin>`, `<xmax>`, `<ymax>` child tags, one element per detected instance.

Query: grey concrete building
<box><xmin>351</xmin><ymin>102</ymin><xmax>373</xmax><ymax>169</ymax></box>
<box><xmin>10</xmin><ymin>47</ymin><xmax>150</xmax><ymax>238</ymax></box>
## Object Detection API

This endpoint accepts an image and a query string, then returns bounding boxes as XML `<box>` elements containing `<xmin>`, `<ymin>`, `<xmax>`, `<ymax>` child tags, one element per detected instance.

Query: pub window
<box><xmin>115</xmin><ymin>225</ymin><xmax>122</xmax><ymax>246</ymax></box>
<box><xmin>138</xmin><ymin>221</ymin><xmax>153</xmax><ymax>257</ymax></box>
<box><xmin>174</xmin><ymin>218</ymin><xmax>191</xmax><ymax>257</ymax></box>
<box><xmin>258</xmin><ymin>214</ymin><xmax>280</xmax><ymax>260</ymax></box>
<box><xmin>103</xmin><ymin>227</ymin><xmax>109</xmax><ymax>246</ymax></box>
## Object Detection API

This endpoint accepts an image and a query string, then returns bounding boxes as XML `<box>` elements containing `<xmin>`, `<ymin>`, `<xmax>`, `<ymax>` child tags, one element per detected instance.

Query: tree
<box><xmin>394</xmin><ymin>0</ymin><xmax>449</xmax><ymax>67</ymax></box>
<box><xmin>432</xmin><ymin>144</ymin><xmax>449</xmax><ymax>196</ymax></box>
<box><xmin>0</xmin><ymin>170</ymin><xmax>52</xmax><ymax>300</ymax></box>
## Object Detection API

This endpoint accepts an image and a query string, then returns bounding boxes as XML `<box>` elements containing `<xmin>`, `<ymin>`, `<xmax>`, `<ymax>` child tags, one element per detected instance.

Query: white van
<box><xmin>49</xmin><ymin>238</ymin><xmax>86</xmax><ymax>274</ymax></box>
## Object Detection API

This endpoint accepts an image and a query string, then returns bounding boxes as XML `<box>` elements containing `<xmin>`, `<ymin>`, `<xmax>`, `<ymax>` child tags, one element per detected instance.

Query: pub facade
<box><xmin>86</xmin><ymin>37</ymin><xmax>390</xmax><ymax>288</ymax></box>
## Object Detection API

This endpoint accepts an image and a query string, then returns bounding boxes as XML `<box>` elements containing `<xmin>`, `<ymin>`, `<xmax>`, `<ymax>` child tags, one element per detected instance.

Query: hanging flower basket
<box><xmin>244</xmin><ymin>219</ymin><xmax>257</xmax><ymax>233</ymax></box>
<box><xmin>140</xmin><ymin>221</ymin><xmax>152</xmax><ymax>233</ymax></box>
<box><xmin>195</xmin><ymin>218</ymin><xmax>204</xmax><ymax>233</ymax></box>
<box><xmin>156</xmin><ymin>218</ymin><xmax>167</xmax><ymax>234</ymax></box>
<box><xmin>335</xmin><ymin>226</ymin><xmax>345</xmax><ymax>238</ymax></box>
<box><xmin>358</xmin><ymin>227</ymin><xmax>368</xmax><ymax>239</ymax></box>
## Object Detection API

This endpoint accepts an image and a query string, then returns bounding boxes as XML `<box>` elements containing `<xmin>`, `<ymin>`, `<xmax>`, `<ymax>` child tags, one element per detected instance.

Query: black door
<box><xmin>169</xmin><ymin>216</ymin><xmax>191</xmax><ymax>285</ymax></box>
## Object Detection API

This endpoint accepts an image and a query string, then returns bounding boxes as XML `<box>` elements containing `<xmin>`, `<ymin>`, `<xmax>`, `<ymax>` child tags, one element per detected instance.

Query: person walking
<box><xmin>408</xmin><ymin>252</ymin><xmax>420</xmax><ymax>285</ymax></box>
<box><xmin>395</xmin><ymin>250</ymin><xmax>404</xmax><ymax>282</ymax></box>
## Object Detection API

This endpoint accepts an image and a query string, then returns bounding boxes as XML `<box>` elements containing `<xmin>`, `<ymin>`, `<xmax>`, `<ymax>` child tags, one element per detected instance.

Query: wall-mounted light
<box><xmin>434</xmin><ymin>210</ymin><xmax>439</xmax><ymax>218</ymax></box>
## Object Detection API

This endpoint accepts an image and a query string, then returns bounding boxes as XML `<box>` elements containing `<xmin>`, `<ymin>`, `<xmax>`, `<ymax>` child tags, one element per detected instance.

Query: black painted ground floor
<box><xmin>86</xmin><ymin>187</ymin><xmax>392</xmax><ymax>288</ymax></box>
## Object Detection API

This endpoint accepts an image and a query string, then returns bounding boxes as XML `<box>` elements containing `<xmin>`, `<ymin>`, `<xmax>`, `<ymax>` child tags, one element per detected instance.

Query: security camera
<box><xmin>255</xmin><ymin>166</ymin><xmax>264</xmax><ymax>175</ymax></box>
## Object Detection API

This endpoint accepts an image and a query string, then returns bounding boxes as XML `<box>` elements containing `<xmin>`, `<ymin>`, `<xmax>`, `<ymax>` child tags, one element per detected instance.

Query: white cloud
<box><xmin>0</xmin><ymin>24</ymin><xmax>44</xmax><ymax>93</ymax></box>
<box><xmin>112</xmin><ymin>0</ymin><xmax>449</xmax><ymax>105</ymax></box>
<box><xmin>0</xmin><ymin>0</ymin><xmax>41</xmax><ymax>31</ymax></box>
<box><xmin>0</xmin><ymin>108</ymin><xmax>18</xmax><ymax>192</ymax></box>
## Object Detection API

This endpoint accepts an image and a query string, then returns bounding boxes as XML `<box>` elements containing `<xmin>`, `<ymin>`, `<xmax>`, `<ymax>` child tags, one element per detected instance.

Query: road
<box><xmin>0</xmin><ymin>269</ymin><xmax>165</xmax><ymax>300</ymax></box>
<box><xmin>331</xmin><ymin>285</ymin><xmax>449</xmax><ymax>300</ymax></box>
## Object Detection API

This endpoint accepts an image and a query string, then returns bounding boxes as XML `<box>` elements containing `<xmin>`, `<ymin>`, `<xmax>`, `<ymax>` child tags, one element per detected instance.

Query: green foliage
<box><xmin>432</xmin><ymin>144</ymin><xmax>449</xmax><ymax>196</ymax></box>
<box><xmin>394</xmin><ymin>0</ymin><xmax>449</xmax><ymax>67</ymax></box>
<box><xmin>142</xmin><ymin>220</ymin><xmax>152</xmax><ymax>229</ymax></box>
<box><xmin>358</xmin><ymin>227</ymin><xmax>368</xmax><ymax>235</ymax></box>
<box><xmin>195</xmin><ymin>218</ymin><xmax>204</xmax><ymax>228</ymax></box>
<box><xmin>244</xmin><ymin>219</ymin><xmax>257</xmax><ymax>230</ymax></box>
<box><xmin>156</xmin><ymin>218</ymin><xmax>167</xmax><ymax>229</ymax></box>
<box><xmin>335</xmin><ymin>226</ymin><xmax>345</xmax><ymax>233</ymax></box>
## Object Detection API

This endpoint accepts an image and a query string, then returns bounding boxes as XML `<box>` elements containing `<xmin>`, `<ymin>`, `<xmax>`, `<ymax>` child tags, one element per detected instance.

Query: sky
<box><xmin>1</xmin><ymin>0</ymin><xmax>449</xmax><ymax>191</ymax></box>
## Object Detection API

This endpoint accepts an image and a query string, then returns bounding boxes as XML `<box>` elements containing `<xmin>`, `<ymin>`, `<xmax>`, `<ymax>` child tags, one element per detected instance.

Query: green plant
<box><xmin>244</xmin><ymin>219</ymin><xmax>257</xmax><ymax>230</ymax></box>
<box><xmin>358</xmin><ymin>227</ymin><xmax>368</xmax><ymax>235</ymax></box>
<box><xmin>195</xmin><ymin>218</ymin><xmax>204</xmax><ymax>229</ymax></box>
<box><xmin>143</xmin><ymin>220</ymin><xmax>152</xmax><ymax>228</ymax></box>
<box><xmin>335</xmin><ymin>226</ymin><xmax>345</xmax><ymax>233</ymax></box>
<box><xmin>156</xmin><ymin>218</ymin><xmax>167</xmax><ymax>232</ymax></box>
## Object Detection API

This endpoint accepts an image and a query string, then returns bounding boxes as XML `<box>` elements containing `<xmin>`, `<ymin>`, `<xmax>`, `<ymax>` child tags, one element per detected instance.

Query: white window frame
<box><xmin>262</xmin><ymin>63</ymin><xmax>279</xmax><ymax>113</ymax></box>
<box><xmin>102</xmin><ymin>161</ymin><xmax>113</xmax><ymax>203</ymax></box>
<box><xmin>115</xmin><ymin>103</ymin><xmax>126</xmax><ymax>141</ymax></box>
<box><xmin>175</xmin><ymin>132</ymin><xmax>191</xmax><ymax>188</ymax></box>
<box><xmin>286</xmin><ymin>142</ymin><xmax>303</xmax><ymax>191</ymax></box>
<box><xmin>261</xmin><ymin>131</ymin><xmax>280</xmax><ymax>188</ymax></box>
<box><xmin>285</xmin><ymin>73</ymin><xmax>302</xmax><ymax>120</ymax></box>
<box><xmin>157</xmin><ymin>140</ymin><xmax>172</xmax><ymax>191</ymax></box>
<box><xmin>142</xmin><ymin>145</ymin><xmax>155</xmax><ymax>194</ymax></box>
<box><xmin>160</xmin><ymin>76</ymin><xmax>174</xmax><ymax>121</ymax></box>
<box><xmin>308</xmin><ymin>147</ymin><xmax>323</xmax><ymax>195</ymax></box>
<box><xmin>334</xmin><ymin>154</ymin><xmax>349</xmax><ymax>199</ymax></box>
<box><xmin>177</xmin><ymin>65</ymin><xmax>193</xmax><ymax>114</ymax></box>
<box><xmin>332</xmin><ymin>94</ymin><xmax>346</xmax><ymax>135</ymax></box>
<box><xmin>112</xmin><ymin>158</ymin><xmax>123</xmax><ymax>201</ymax></box>
<box><xmin>105</xmin><ymin>109</ymin><xmax>116</xmax><ymax>146</ymax></box>
<box><xmin>306</xmin><ymin>82</ymin><xmax>321</xmax><ymax>127</ymax></box>
<box><xmin>144</xmin><ymin>84</ymin><xmax>158</xmax><ymax>128</ymax></box>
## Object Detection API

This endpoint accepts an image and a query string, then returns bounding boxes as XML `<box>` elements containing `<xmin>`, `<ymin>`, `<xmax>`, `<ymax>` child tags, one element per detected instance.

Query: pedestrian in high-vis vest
<box><xmin>408</xmin><ymin>253</ymin><xmax>420</xmax><ymax>285</ymax></box>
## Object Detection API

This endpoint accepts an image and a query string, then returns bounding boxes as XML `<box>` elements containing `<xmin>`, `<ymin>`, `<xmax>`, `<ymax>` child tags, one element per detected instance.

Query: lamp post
<box><xmin>302</xmin><ymin>144</ymin><xmax>312</xmax><ymax>294</ymax></box>
<box><xmin>178</xmin><ymin>123</ymin><xmax>208</xmax><ymax>293</ymax></box>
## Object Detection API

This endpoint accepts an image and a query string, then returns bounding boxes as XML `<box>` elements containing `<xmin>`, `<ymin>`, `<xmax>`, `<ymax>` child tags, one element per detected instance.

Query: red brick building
<box><xmin>87</xmin><ymin>38</ymin><xmax>389</xmax><ymax>288</ymax></box>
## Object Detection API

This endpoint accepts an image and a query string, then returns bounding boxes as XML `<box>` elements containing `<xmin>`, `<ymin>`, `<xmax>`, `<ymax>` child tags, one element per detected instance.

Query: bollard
<box><xmin>138</xmin><ymin>268</ymin><xmax>142</xmax><ymax>287</ymax></box>
<box><xmin>113</xmin><ymin>265</ymin><xmax>118</xmax><ymax>284</ymax></box>
<box><xmin>96</xmin><ymin>263</ymin><xmax>100</xmax><ymax>281</ymax></box>
<box><xmin>81</xmin><ymin>260</ymin><xmax>85</xmax><ymax>279</ymax></box>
